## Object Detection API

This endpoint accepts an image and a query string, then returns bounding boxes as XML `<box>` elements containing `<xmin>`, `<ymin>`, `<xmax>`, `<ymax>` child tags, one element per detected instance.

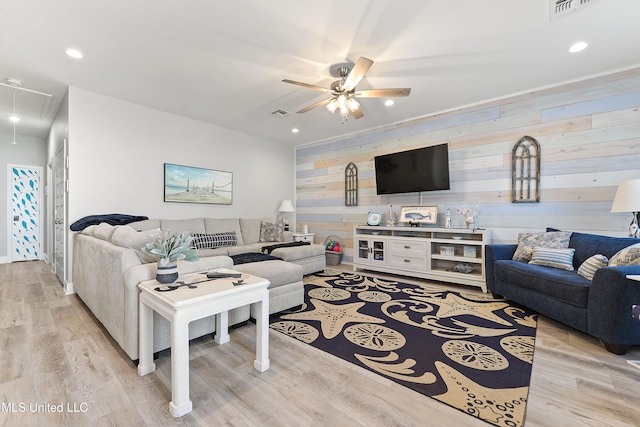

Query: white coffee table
<box><xmin>137</xmin><ymin>269</ymin><xmax>270</xmax><ymax>417</ymax></box>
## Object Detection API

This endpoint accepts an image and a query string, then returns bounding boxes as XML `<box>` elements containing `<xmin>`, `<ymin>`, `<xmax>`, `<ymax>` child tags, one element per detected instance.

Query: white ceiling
<box><xmin>1</xmin><ymin>0</ymin><xmax>640</xmax><ymax>146</ymax></box>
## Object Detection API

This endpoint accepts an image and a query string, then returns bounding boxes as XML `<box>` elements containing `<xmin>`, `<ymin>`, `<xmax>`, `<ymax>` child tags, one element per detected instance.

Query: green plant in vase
<box><xmin>142</xmin><ymin>231</ymin><xmax>199</xmax><ymax>283</ymax></box>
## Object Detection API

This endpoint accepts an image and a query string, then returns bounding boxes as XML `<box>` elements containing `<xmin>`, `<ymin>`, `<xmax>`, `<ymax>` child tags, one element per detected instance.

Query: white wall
<box><xmin>67</xmin><ymin>87</ymin><xmax>294</xmax><ymax>221</ymax></box>
<box><xmin>0</xmin><ymin>132</ymin><xmax>47</xmax><ymax>261</ymax></box>
<box><xmin>64</xmin><ymin>87</ymin><xmax>295</xmax><ymax>283</ymax></box>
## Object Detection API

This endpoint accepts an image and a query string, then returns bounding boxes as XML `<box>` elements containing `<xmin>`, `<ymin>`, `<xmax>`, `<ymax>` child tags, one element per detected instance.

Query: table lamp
<box><xmin>611</xmin><ymin>179</ymin><xmax>640</xmax><ymax>237</ymax></box>
<box><xmin>278</xmin><ymin>200</ymin><xmax>295</xmax><ymax>231</ymax></box>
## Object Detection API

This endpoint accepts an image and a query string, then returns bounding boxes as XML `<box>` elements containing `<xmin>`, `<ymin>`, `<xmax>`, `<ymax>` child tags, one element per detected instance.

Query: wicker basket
<box><xmin>324</xmin><ymin>235</ymin><xmax>343</xmax><ymax>266</ymax></box>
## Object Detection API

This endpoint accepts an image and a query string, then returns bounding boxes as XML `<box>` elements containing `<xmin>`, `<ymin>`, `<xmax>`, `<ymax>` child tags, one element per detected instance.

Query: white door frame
<box><xmin>7</xmin><ymin>164</ymin><xmax>43</xmax><ymax>262</ymax></box>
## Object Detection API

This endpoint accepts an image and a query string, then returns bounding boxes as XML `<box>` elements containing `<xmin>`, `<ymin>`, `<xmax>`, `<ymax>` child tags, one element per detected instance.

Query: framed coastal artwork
<box><xmin>399</xmin><ymin>206</ymin><xmax>438</xmax><ymax>225</ymax></box>
<box><xmin>164</xmin><ymin>163</ymin><xmax>233</xmax><ymax>205</ymax></box>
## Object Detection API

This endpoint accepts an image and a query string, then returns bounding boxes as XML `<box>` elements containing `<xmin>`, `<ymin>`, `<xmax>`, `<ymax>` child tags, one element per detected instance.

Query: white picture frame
<box><xmin>399</xmin><ymin>206</ymin><xmax>438</xmax><ymax>225</ymax></box>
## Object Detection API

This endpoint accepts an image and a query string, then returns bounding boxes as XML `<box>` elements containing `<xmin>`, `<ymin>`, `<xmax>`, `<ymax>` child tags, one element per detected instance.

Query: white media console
<box><xmin>353</xmin><ymin>225</ymin><xmax>491</xmax><ymax>292</ymax></box>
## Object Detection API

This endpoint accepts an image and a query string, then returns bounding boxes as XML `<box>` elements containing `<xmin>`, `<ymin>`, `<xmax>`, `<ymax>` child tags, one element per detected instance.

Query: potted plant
<box><xmin>142</xmin><ymin>231</ymin><xmax>199</xmax><ymax>283</ymax></box>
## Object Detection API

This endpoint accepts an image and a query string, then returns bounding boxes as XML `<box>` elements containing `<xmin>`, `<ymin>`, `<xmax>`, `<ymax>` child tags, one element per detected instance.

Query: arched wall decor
<box><xmin>345</xmin><ymin>162</ymin><xmax>358</xmax><ymax>206</ymax></box>
<box><xmin>512</xmin><ymin>135</ymin><xmax>541</xmax><ymax>203</ymax></box>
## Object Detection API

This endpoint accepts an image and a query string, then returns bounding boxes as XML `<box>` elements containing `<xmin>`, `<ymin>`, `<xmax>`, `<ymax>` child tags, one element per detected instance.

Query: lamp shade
<box><xmin>278</xmin><ymin>199</ymin><xmax>295</xmax><ymax>212</ymax></box>
<box><xmin>611</xmin><ymin>179</ymin><xmax>640</xmax><ymax>212</ymax></box>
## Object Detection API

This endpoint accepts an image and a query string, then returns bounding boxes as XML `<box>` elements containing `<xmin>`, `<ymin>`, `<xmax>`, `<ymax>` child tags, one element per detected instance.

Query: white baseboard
<box><xmin>64</xmin><ymin>281</ymin><xmax>74</xmax><ymax>295</ymax></box>
<box><xmin>0</xmin><ymin>256</ymin><xmax>9</xmax><ymax>264</ymax></box>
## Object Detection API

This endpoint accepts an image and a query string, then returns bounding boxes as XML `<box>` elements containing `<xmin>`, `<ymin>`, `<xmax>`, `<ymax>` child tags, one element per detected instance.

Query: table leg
<box><xmin>169</xmin><ymin>314</ymin><xmax>192</xmax><ymax>418</ymax></box>
<box><xmin>215</xmin><ymin>310</ymin><xmax>230</xmax><ymax>344</ymax></box>
<box><xmin>137</xmin><ymin>297</ymin><xmax>156</xmax><ymax>376</ymax></box>
<box><xmin>253</xmin><ymin>292</ymin><xmax>270</xmax><ymax>372</ymax></box>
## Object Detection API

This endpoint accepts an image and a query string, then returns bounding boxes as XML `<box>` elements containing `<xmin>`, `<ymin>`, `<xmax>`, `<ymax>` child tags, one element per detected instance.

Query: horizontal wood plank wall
<box><xmin>295</xmin><ymin>68</ymin><xmax>640</xmax><ymax>264</ymax></box>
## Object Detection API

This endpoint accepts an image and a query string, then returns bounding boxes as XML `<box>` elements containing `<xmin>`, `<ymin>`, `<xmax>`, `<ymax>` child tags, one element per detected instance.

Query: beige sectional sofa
<box><xmin>72</xmin><ymin>217</ymin><xmax>325</xmax><ymax>361</ymax></box>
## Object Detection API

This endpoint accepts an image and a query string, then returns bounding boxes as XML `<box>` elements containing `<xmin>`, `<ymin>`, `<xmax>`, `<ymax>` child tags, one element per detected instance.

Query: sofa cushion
<box><xmin>204</xmin><ymin>218</ymin><xmax>244</xmax><ymax>245</ymax></box>
<box><xmin>128</xmin><ymin>219</ymin><xmax>161</xmax><ymax>231</ymax></box>
<box><xmin>577</xmin><ymin>254</ymin><xmax>609</xmax><ymax>280</ymax></box>
<box><xmin>270</xmin><ymin>243</ymin><xmax>325</xmax><ymax>262</ymax></box>
<box><xmin>191</xmin><ymin>232</ymin><xmax>237</xmax><ymax>249</ymax></box>
<box><xmin>81</xmin><ymin>224</ymin><xmax>98</xmax><ymax>236</ymax></box>
<box><xmin>259</xmin><ymin>221</ymin><xmax>284</xmax><ymax>243</ymax></box>
<box><xmin>529</xmin><ymin>247</ymin><xmax>575</xmax><ymax>270</ymax></box>
<box><xmin>609</xmin><ymin>242</ymin><xmax>640</xmax><ymax>266</ymax></box>
<box><xmin>233</xmin><ymin>260</ymin><xmax>303</xmax><ymax>289</ymax></box>
<box><xmin>111</xmin><ymin>225</ymin><xmax>160</xmax><ymax>263</ymax></box>
<box><xmin>561</xmin><ymin>230</ymin><xmax>640</xmax><ymax>268</ymax></box>
<box><xmin>227</xmin><ymin>242</ymin><xmax>269</xmax><ymax>256</ymax></box>
<box><xmin>240</xmin><ymin>218</ymin><xmax>271</xmax><ymax>244</ymax></box>
<box><xmin>193</xmin><ymin>247</ymin><xmax>231</xmax><ymax>257</ymax></box>
<box><xmin>512</xmin><ymin>231</ymin><xmax>572</xmax><ymax>261</ymax></box>
<box><xmin>494</xmin><ymin>260</ymin><xmax>590</xmax><ymax>307</ymax></box>
<box><xmin>160</xmin><ymin>218</ymin><xmax>205</xmax><ymax>235</ymax></box>
<box><xmin>93</xmin><ymin>223</ymin><xmax>118</xmax><ymax>241</ymax></box>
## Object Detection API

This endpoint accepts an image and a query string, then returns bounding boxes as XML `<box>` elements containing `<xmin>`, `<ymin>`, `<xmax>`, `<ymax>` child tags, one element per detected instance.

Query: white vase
<box><xmin>156</xmin><ymin>262</ymin><xmax>178</xmax><ymax>284</ymax></box>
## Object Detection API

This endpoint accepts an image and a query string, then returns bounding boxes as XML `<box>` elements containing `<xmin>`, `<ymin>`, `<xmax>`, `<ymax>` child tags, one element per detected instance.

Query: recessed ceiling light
<box><xmin>569</xmin><ymin>42</ymin><xmax>588</xmax><ymax>53</ymax></box>
<box><xmin>65</xmin><ymin>48</ymin><xmax>84</xmax><ymax>59</ymax></box>
<box><xmin>9</xmin><ymin>115</ymin><xmax>20</xmax><ymax>123</ymax></box>
<box><xmin>291</xmin><ymin>128</ymin><xmax>299</xmax><ymax>133</ymax></box>
<box><xmin>384</xmin><ymin>100</ymin><xmax>395</xmax><ymax>106</ymax></box>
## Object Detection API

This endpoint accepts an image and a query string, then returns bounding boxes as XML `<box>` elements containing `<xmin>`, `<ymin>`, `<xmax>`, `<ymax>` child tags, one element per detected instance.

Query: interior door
<box><xmin>9</xmin><ymin>165</ymin><xmax>42</xmax><ymax>261</ymax></box>
<box><xmin>53</xmin><ymin>145</ymin><xmax>66</xmax><ymax>285</ymax></box>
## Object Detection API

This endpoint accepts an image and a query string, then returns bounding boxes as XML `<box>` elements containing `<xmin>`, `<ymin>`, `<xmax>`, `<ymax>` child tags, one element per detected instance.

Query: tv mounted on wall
<box><xmin>374</xmin><ymin>143</ymin><xmax>450</xmax><ymax>195</ymax></box>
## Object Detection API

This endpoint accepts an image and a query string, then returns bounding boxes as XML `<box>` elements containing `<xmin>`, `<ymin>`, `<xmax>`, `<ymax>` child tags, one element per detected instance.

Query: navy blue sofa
<box><xmin>486</xmin><ymin>230</ymin><xmax>640</xmax><ymax>354</ymax></box>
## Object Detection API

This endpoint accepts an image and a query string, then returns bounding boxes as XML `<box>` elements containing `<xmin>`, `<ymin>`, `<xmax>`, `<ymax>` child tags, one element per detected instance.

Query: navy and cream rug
<box><xmin>270</xmin><ymin>270</ymin><xmax>537</xmax><ymax>427</ymax></box>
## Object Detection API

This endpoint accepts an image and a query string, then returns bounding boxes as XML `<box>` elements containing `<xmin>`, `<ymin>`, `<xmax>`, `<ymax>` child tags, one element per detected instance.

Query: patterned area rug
<box><xmin>270</xmin><ymin>270</ymin><xmax>538</xmax><ymax>427</ymax></box>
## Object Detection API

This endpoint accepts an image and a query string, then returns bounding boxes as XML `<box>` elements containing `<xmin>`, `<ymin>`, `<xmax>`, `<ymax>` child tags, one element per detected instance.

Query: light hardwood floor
<box><xmin>1</xmin><ymin>261</ymin><xmax>639</xmax><ymax>426</ymax></box>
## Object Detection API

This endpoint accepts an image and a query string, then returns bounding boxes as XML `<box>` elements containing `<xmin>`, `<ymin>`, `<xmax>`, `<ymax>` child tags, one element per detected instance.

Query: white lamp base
<box><xmin>629</xmin><ymin>212</ymin><xmax>639</xmax><ymax>238</ymax></box>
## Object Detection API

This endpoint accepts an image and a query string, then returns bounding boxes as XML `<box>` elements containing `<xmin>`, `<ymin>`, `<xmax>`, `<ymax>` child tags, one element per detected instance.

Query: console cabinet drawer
<box><xmin>388</xmin><ymin>254</ymin><xmax>428</xmax><ymax>271</ymax></box>
<box><xmin>389</xmin><ymin>240</ymin><xmax>427</xmax><ymax>256</ymax></box>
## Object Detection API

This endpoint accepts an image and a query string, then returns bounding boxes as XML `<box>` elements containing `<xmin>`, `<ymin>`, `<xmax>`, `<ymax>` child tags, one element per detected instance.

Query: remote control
<box><xmin>206</xmin><ymin>271</ymin><xmax>242</xmax><ymax>279</ymax></box>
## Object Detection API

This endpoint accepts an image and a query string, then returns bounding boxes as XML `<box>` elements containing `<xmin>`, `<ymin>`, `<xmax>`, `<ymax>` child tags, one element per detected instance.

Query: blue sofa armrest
<box><xmin>485</xmin><ymin>244</ymin><xmax>517</xmax><ymax>293</ymax></box>
<box><xmin>588</xmin><ymin>265</ymin><xmax>640</xmax><ymax>346</ymax></box>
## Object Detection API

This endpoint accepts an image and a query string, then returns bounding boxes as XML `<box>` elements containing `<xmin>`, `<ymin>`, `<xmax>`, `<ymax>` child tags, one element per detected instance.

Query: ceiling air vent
<box><xmin>550</xmin><ymin>0</ymin><xmax>598</xmax><ymax>20</ymax></box>
<box><xmin>271</xmin><ymin>109</ymin><xmax>293</xmax><ymax>118</ymax></box>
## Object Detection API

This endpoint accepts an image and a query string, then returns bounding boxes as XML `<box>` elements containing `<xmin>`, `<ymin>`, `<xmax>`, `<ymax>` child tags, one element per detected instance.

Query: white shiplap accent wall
<box><xmin>295</xmin><ymin>68</ymin><xmax>640</xmax><ymax>264</ymax></box>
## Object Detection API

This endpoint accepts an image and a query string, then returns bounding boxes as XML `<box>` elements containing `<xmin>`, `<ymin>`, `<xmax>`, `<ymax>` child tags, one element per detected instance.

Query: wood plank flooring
<box><xmin>1</xmin><ymin>261</ymin><xmax>639</xmax><ymax>426</ymax></box>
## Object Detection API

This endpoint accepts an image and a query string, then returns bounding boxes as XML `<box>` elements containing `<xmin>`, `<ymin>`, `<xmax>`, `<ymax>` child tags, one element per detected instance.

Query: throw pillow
<box><xmin>259</xmin><ymin>221</ymin><xmax>284</xmax><ymax>242</ymax></box>
<box><xmin>512</xmin><ymin>231</ymin><xmax>572</xmax><ymax>262</ymax></box>
<box><xmin>191</xmin><ymin>232</ymin><xmax>238</xmax><ymax>250</ymax></box>
<box><xmin>628</xmin><ymin>257</ymin><xmax>640</xmax><ymax>266</ymax></box>
<box><xmin>528</xmin><ymin>247</ymin><xmax>575</xmax><ymax>270</ymax></box>
<box><xmin>577</xmin><ymin>254</ymin><xmax>609</xmax><ymax>281</ymax></box>
<box><xmin>609</xmin><ymin>242</ymin><xmax>640</xmax><ymax>266</ymax></box>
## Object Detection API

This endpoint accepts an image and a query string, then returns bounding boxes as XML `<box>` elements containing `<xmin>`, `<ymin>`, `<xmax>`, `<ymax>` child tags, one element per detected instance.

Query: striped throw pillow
<box><xmin>528</xmin><ymin>247</ymin><xmax>575</xmax><ymax>270</ymax></box>
<box><xmin>577</xmin><ymin>254</ymin><xmax>609</xmax><ymax>281</ymax></box>
<box><xmin>191</xmin><ymin>231</ymin><xmax>237</xmax><ymax>249</ymax></box>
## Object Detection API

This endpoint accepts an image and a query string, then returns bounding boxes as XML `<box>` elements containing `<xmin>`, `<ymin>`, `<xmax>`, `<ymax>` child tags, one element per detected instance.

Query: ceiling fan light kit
<box><xmin>283</xmin><ymin>56</ymin><xmax>410</xmax><ymax>124</ymax></box>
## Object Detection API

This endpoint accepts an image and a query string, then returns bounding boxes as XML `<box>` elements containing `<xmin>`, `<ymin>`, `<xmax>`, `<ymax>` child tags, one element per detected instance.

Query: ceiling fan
<box><xmin>282</xmin><ymin>56</ymin><xmax>411</xmax><ymax>123</ymax></box>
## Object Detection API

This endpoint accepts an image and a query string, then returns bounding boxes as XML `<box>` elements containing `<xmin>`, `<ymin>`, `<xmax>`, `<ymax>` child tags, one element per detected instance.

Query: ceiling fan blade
<box><xmin>342</xmin><ymin>57</ymin><xmax>374</xmax><ymax>91</ymax></box>
<box><xmin>282</xmin><ymin>79</ymin><xmax>331</xmax><ymax>93</ymax></box>
<box><xmin>355</xmin><ymin>88</ymin><xmax>411</xmax><ymax>98</ymax></box>
<box><xmin>350</xmin><ymin>107</ymin><xmax>364</xmax><ymax>120</ymax></box>
<box><xmin>297</xmin><ymin>98</ymin><xmax>332</xmax><ymax>114</ymax></box>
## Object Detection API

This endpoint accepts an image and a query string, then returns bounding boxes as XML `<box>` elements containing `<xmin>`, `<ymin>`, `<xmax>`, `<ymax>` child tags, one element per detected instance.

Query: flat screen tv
<box><xmin>374</xmin><ymin>143</ymin><xmax>450</xmax><ymax>195</ymax></box>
